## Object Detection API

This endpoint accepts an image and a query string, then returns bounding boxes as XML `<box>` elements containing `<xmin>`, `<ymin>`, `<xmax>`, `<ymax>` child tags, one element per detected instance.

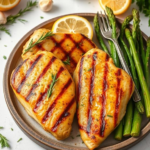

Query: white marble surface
<box><xmin>0</xmin><ymin>0</ymin><xmax>150</xmax><ymax>150</ymax></box>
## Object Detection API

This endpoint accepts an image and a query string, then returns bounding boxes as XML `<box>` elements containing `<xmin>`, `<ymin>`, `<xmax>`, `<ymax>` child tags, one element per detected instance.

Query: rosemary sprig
<box><xmin>23</xmin><ymin>31</ymin><xmax>53</xmax><ymax>55</ymax></box>
<box><xmin>6</xmin><ymin>1</ymin><xmax>37</xmax><ymax>25</ymax></box>
<box><xmin>0</xmin><ymin>134</ymin><xmax>10</xmax><ymax>148</ymax></box>
<box><xmin>0</xmin><ymin>0</ymin><xmax>37</xmax><ymax>37</ymax></box>
<box><xmin>0</xmin><ymin>27</ymin><xmax>11</xmax><ymax>36</ymax></box>
<box><xmin>47</xmin><ymin>73</ymin><xmax>59</xmax><ymax>98</ymax></box>
<box><xmin>63</xmin><ymin>56</ymin><xmax>70</xmax><ymax>65</ymax></box>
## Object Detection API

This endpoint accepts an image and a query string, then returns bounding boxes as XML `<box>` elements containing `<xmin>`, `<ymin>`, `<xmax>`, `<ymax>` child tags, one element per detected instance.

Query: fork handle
<box><xmin>112</xmin><ymin>39</ymin><xmax>141</xmax><ymax>102</ymax></box>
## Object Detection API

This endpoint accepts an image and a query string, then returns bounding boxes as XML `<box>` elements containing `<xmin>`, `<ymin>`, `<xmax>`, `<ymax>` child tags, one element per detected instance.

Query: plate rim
<box><xmin>3</xmin><ymin>12</ymin><xmax>150</xmax><ymax>150</ymax></box>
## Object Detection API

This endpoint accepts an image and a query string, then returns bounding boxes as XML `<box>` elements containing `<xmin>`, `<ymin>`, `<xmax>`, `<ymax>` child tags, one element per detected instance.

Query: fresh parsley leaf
<box><xmin>11</xmin><ymin>128</ymin><xmax>13</xmax><ymax>131</ymax></box>
<box><xmin>63</xmin><ymin>56</ymin><xmax>70</xmax><ymax>65</ymax></box>
<box><xmin>4</xmin><ymin>45</ymin><xmax>7</xmax><ymax>47</ymax></box>
<box><xmin>0</xmin><ymin>134</ymin><xmax>10</xmax><ymax>148</ymax></box>
<box><xmin>40</xmin><ymin>16</ymin><xmax>44</xmax><ymax>19</ymax></box>
<box><xmin>47</xmin><ymin>73</ymin><xmax>59</xmax><ymax>98</ymax></box>
<box><xmin>17</xmin><ymin>138</ymin><xmax>22</xmax><ymax>142</ymax></box>
<box><xmin>0</xmin><ymin>127</ymin><xmax>3</xmax><ymax>129</ymax></box>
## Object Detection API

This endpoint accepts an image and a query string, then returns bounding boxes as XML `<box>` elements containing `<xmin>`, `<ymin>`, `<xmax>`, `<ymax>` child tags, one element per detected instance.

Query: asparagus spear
<box><xmin>131</xmin><ymin>107</ymin><xmax>142</xmax><ymax>137</ymax></box>
<box><xmin>132</xmin><ymin>9</ymin><xmax>140</xmax><ymax>53</ymax></box>
<box><xmin>125</xmin><ymin>28</ymin><xmax>150</xmax><ymax>118</ymax></box>
<box><xmin>114</xmin><ymin>120</ymin><xmax>123</xmax><ymax>140</ymax></box>
<box><xmin>119</xmin><ymin>15</ymin><xmax>144</xmax><ymax>114</ymax></box>
<box><xmin>145</xmin><ymin>38</ymin><xmax>150</xmax><ymax>88</ymax></box>
<box><xmin>93</xmin><ymin>14</ymin><xmax>109</xmax><ymax>54</ymax></box>
<box><xmin>105</xmin><ymin>6</ymin><xmax>120</xmax><ymax>67</ymax></box>
<box><xmin>123</xmin><ymin>100</ymin><xmax>133</xmax><ymax>136</ymax></box>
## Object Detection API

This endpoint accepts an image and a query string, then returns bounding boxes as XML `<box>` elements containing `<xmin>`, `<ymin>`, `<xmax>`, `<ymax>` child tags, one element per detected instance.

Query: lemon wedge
<box><xmin>99</xmin><ymin>0</ymin><xmax>131</xmax><ymax>15</ymax></box>
<box><xmin>0</xmin><ymin>0</ymin><xmax>21</xmax><ymax>11</ymax></box>
<box><xmin>52</xmin><ymin>15</ymin><xmax>93</xmax><ymax>39</ymax></box>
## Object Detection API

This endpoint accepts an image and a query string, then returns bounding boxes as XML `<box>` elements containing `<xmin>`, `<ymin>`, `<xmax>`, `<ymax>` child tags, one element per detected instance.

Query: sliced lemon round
<box><xmin>99</xmin><ymin>0</ymin><xmax>131</xmax><ymax>15</ymax></box>
<box><xmin>0</xmin><ymin>0</ymin><xmax>21</xmax><ymax>11</ymax></box>
<box><xmin>52</xmin><ymin>15</ymin><xmax>93</xmax><ymax>39</ymax></box>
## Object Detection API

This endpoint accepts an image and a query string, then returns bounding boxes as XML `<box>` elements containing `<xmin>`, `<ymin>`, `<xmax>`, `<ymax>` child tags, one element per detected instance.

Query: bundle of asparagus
<box><xmin>94</xmin><ymin>7</ymin><xmax>150</xmax><ymax>140</ymax></box>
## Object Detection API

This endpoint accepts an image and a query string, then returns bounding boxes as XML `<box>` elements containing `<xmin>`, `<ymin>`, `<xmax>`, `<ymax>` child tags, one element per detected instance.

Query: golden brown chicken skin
<box><xmin>11</xmin><ymin>51</ymin><xmax>76</xmax><ymax>140</ymax></box>
<box><xmin>22</xmin><ymin>28</ymin><xmax>97</xmax><ymax>75</ymax></box>
<box><xmin>73</xmin><ymin>49</ymin><xmax>135</xmax><ymax>150</ymax></box>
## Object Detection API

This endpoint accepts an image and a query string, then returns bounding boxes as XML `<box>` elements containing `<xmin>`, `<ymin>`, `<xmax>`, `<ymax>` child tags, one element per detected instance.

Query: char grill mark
<box><xmin>99</xmin><ymin>63</ymin><xmax>108</xmax><ymax>137</ymax></box>
<box><xmin>25</xmin><ymin>56</ymin><xmax>56</xmax><ymax>101</ymax></box>
<box><xmin>81</xmin><ymin>34</ymin><xmax>96</xmax><ymax>48</ymax></box>
<box><xmin>66</xmin><ymin>34</ymin><xmax>85</xmax><ymax>54</ymax></box>
<box><xmin>77</xmin><ymin>57</ymin><xmax>84</xmax><ymax>103</ymax></box>
<box><xmin>42</xmin><ymin>78</ymin><xmax>72</xmax><ymax>123</ymax></box>
<box><xmin>51</xmin><ymin>97</ymin><xmax>75</xmax><ymax>132</ymax></box>
<box><xmin>86</xmin><ymin>52</ymin><xmax>97</xmax><ymax>134</ymax></box>
<box><xmin>50</xmin><ymin>36</ymin><xmax>77</xmax><ymax>66</ymax></box>
<box><xmin>17</xmin><ymin>54</ymin><xmax>43</xmax><ymax>93</ymax></box>
<box><xmin>114</xmin><ymin>69</ymin><xmax>121</xmax><ymax>127</ymax></box>
<box><xmin>33</xmin><ymin>66</ymin><xmax>65</xmax><ymax>112</ymax></box>
<box><xmin>11</xmin><ymin>59</ymin><xmax>28</xmax><ymax>88</ymax></box>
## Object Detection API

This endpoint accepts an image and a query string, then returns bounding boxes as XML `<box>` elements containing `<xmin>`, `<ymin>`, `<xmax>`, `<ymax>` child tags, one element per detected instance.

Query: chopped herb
<box><xmin>71</xmin><ymin>136</ymin><xmax>74</xmax><ymax>139</ymax></box>
<box><xmin>63</xmin><ymin>56</ymin><xmax>70</xmax><ymax>65</ymax></box>
<box><xmin>80</xmin><ymin>104</ymin><xmax>84</xmax><ymax>107</ymax></box>
<box><xmin>0</xmin><ymin>134</ymin><xmax>10</xmax><ymax>148</ymax></box>
<box><xmin>96</xmin><ymin>118</ymin><xmax>99</xmax><ymax>121</ymax></box>
<box><xmin>17</xmin><ymin>138</ymin><xmax>22</xmax><ymax>142</ymax></box>
<box><xmin>23</xmin><ymin>31</ymin><xmax>53</xmax><ymax>54</ymax></box>
<box><xmin>76</xmin><ymin>134</ymin><xmax>80</xmax><ymax>137</ymax></box>
<box><xmin>0</xmin><ymin>127</ymin><xmax>3</xmax><ymax>129</ymax></box>
<box><xmin>11</xmin><ymin>128</ymin><xmax>13</xmax><ymax>131</ymax></box>
<box><xmin>87</xmin><ymin>68</ymin><xmax>92</xmax><ymax>71</ymax></box>
<box><xmin>4</xmin><ymin>45</ymin><xmax>7</xmax><ymax>47</ymax></box>
<box><xmin>47</xmin><ymin>73</ymin><xmax>59</xmax><ymax>98</ymax></box>
<box><xmin>3</xmin><ymin>56</ymin><xmax>7</xmax><ymax>60</ymax></box>
<box><xmin>107</xmin><ymin>115</ymin><xmax>113</xmax><ymax>118</ymax></box>
<box><xmin>40</xmin><ymin>16</ymin><xmax>44</xmax><ymax>19</ymax></box>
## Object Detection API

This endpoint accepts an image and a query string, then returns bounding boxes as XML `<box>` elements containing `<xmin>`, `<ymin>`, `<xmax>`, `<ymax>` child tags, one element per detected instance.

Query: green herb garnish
<box><xmin>40</xmin><ymin>16</ymin><xmax>44</xmax><ymax>19</ymax></box>
<box><xmin>23</xmin><ymin>31</ymin><xmax>53</xmax><ymax>54</ymax></box>
<box><xmin>7</xmin><ymin>1</ymin><xmax>37</xmax><ymax>25</ymax></box>
<box><xmin>18</xmin><ymin>19</ymin><xmax>28</xmax><ymax>24</ymax></box>
<box><xmin>0</xmin><ymin>134</ymin><xmax>10</xmax><ymax>148</ymax></box>
<box><xmin>107</xmin><ymin>115</ymin><xmax>113</xmax><ymax>118</ymax></box>
<box><xmin>0</xmin><ymin>1</ymin><xmax>37</xmax><ymax>37</ymax></box>
<box><xmin>47</xmin><ymin>73</ymin><xmax>59</xmax><ymax>98</ymax></box>
<box><xmin>0</xmin><ymin>27</ymin><xmax>11</xmax><ymax>36</ymax></box>
<box><xmin>3</xmin><ymin>56</ymin><xmax>7</xmax><ymax>60</ymax></box>
<box><xmin>17</xmin><ymin>138</ymin><xmax>22</xmax><ymax>142</ymax></box>
<box><xmin>4</xmin><ymin>45</ymin><xmax>7</xmax><ymax>47</ymax></box>
<box><xmin>0</xmin><ymin>127</ymin><xmax>3</xmax><ymax>129</ymax></box>
<box><xmin>63</xmin><ymin>56</ymin><xmax>70</xmax><ymax>65</ymax></box>
<box><xmin>87</xmin><ymin>68</ymin><xmax>92</xmax><ymax>71</ymax></box>
<box><xmin>11</xmin><ymin>128</ymin><xmax>13</xmax><ymax>131</ymax></box>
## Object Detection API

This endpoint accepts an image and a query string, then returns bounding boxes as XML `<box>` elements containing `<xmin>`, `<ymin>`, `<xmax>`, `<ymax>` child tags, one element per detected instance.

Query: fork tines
<box><xmin>97</xmin><ymin>10</ymin><xmax>111</xmax><ymax>32</ymax></box>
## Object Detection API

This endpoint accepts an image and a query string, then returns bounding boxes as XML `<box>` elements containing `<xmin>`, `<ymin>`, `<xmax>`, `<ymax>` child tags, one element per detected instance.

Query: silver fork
<box><xmin>97</xmin><ymin>11</ymin><xmax>141</xmax><ymax>102</ymax></box>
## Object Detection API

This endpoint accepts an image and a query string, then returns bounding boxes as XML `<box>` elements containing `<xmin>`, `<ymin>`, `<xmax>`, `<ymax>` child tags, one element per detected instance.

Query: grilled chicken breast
<box><xmin>74</xmin><ymin>49</ymin><xmax>135</xmax><ymax>150</ymax></box>
<box><xmin>22</xmin><ymin>28</ymin><xmax>97</xmax><ymax>75</ymax></box>
<box><xmin>11</xmin><ymin>51</ymin><xmax>76</xmax><ymax>140</ymax></box>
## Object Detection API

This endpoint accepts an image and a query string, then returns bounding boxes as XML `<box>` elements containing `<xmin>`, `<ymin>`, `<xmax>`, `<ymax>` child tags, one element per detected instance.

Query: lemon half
<box><xmin>52</xmin><ymin>15</ymin><xmax>93</xmax><ymax>39</ymax></box>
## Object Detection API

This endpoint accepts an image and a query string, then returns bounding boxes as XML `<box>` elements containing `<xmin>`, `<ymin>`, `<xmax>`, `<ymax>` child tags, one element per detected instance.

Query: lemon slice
<box><xmin>52</xmin><ymin>15</ymin><xmax>93</xmax><ymax>39</ymax></box>
<box><xmin>99</xmin><ymin>0</ymin><xmax>131</xmax><ymax>15</ymax></box>
<box><xmin>0</xmin><ymin>0</ymin><xmax>21</xmax><ymax>11</ymax></box>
